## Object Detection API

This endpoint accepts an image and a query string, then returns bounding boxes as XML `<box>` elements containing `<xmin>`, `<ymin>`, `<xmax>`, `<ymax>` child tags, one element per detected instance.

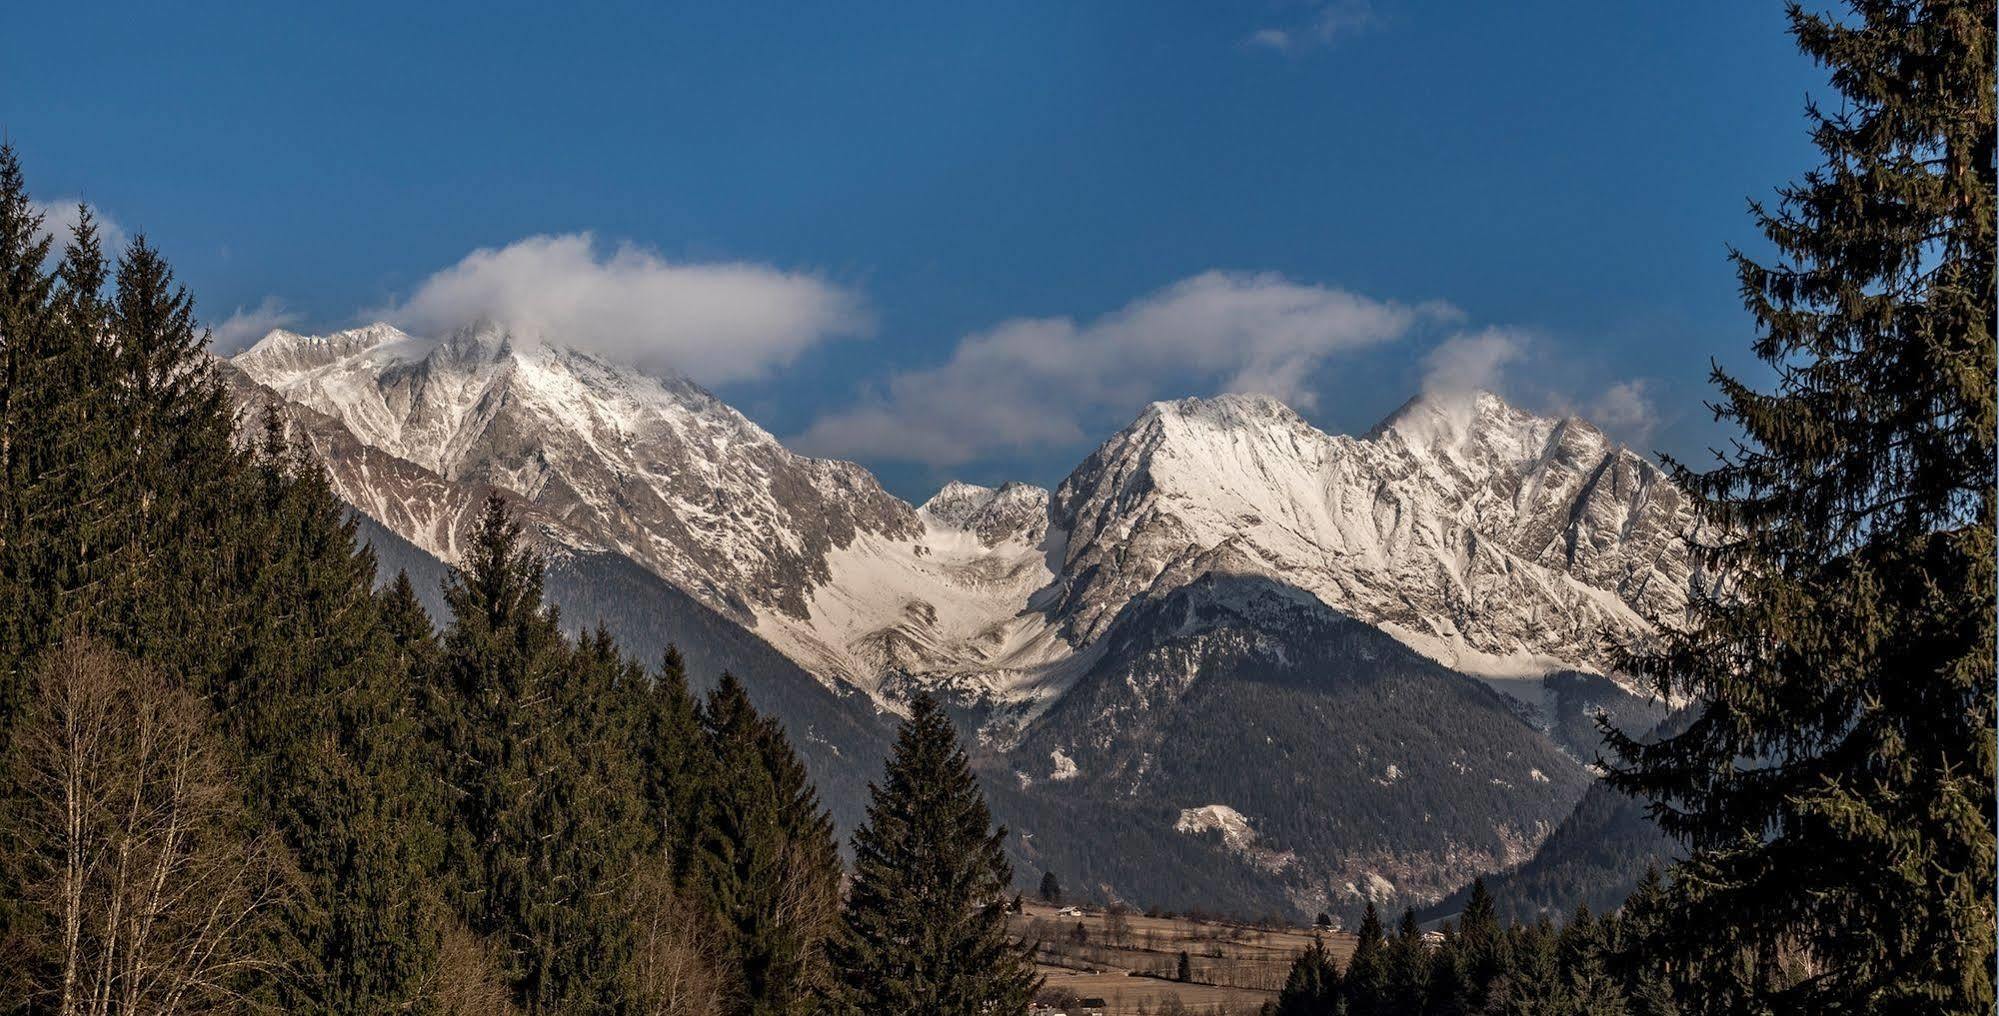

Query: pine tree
<box><xmin>1383</xmin><ymin>908</ymin><xmax>1430</xmax><ymax>1014</ymax></box>
<box><xmin>0</xmin><ymin>149</ymin><xmax>456</xmax><ymax>1014</ymax></box>
<box><xmin>1341</xmin><ymin>903</ymin><xmax>1387</xmax><ymax>1016</ymax></box>
<box><xmin>1424</xmin><ymin>923</ymin><xmax>1471</xmax><ymax>1016</ymax></box>
<box><xmin>1604</xmin><ymin>2</ymin><xmax>1995</xmax><ymax>1011</ymax></box>
<box><xmin>696</xmin><ymin>672</ymin><xmax>843</xmax><ymax>1016</ymax></box>
<box><xmin>434</xmin><ymin>496</ymin><xmax>607</xmax><ymax>1013</ymax></box>
<box><xmin>1550</xmin><ymin>905</ymin><xmax>1627</xmax><ymax>1016</ymax></box>
<box><xmin>635</xmin><ymin>643</ymin><xmax>706</xmax><ymax>877</ymax></box>
<box><xmin>1040</xmin><ymin>870</ymin><xmax>1062</xmax><ymax>905</ymax></box>
<box><xmin>1456</xmin><ymin>877</ymin><xmax>1506</xmax><ymax>1010</ymax></box>
<box><xmin>829</xmin><ymin>694</ymin><xmax>1038</xmax><ymax>1016</ymax></box>
<box><xmin>1272</xmin><ymin>935</ymin><xmax>1340</xmax><ymax>1016</ymax></box>
<box><xmin>381</xmin><ymin>569</ymin><xmax>438</xmax><ymax>658</ymax></box>
<box><xmin>216</xmin><ymin>421</ymin><xmax>447</xmax><ymax>1014</ymax></box>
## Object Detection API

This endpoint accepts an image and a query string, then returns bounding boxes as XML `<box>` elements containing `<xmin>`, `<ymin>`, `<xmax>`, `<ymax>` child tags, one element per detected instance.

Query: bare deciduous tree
<box><xmin>623</xmin><ymin>859</ymin><xmax>728</xmax><ymax>1016</ymax></box>
<box><xmin>426</xmin><ymin>923</ymin><xmax>521</xmax><ymax>1016</ymax></box>
<box><xmin>5</xmin><ymin>640</ymin><xmax>294</xmax><ymax>1016</ymax></box>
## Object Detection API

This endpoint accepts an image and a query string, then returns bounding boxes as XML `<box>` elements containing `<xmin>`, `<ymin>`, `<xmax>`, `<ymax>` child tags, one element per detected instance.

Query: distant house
<box><xmin>1057</xmin><ymin>906</ymin><xmax>1085</xmax><ymax>917</ymax></box>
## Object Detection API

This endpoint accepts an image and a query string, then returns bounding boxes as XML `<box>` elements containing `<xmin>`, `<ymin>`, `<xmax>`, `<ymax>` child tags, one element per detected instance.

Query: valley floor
<box><xmin>1012</xmin><ymin>900</ymin><xmax>1352</xmax><ymax>1014</ymax></box>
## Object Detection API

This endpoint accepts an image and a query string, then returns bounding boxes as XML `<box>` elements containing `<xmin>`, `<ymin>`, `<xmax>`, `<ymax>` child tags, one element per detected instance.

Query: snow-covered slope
<box><xmin>234</xmin><ymin>323</ymin><xmax>917</xmax><ymax>625</ymax></box>
<box><xmin>233</xmin><ymin>323</ymin><xmax>1693</xmax><ymax>711</ymax></box>
<box><xmin>1046</xmin><ymin>391</ymin><xmax>1694</xmax><ymax>700</ymax></box>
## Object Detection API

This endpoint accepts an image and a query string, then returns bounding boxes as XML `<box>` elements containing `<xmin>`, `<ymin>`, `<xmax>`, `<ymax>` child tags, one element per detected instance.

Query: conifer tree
<box><xmin>829</xmin><ymin>694</ymin><xmax>1038</xmax><ymax>1016</ymax></box>
<box><xmin>1550</xmin><ymin>905</ymin><xmax>1627</xmax><ymax>1016</ymax></box>
<box><xmin>696</xmin><ymin>672</ymin><xmax>843</xmax><ymax>1016</ymax></box>
<box><xmin>635</xmin><ymin>644</ymin><xmax>706</xmax><ymax>877</ymax></box>
<box><xmin>1605</xmin><ymin>2</ymin><xmax>1995</xmax><ymax>1011</ymax></box>
<box><xmin>0</xmin><ymin>149</ymin><xmax>453</xmax><ymax>1014</ymax></box>
<box><xmin>1383</xmin><ymin>908</ymin><xmax>1430</xmax><ymax>1014</ymax></box>
<box><xmin>381</xmin><ymin>569</ymin><xmax>438</xmax><ymax>658</ymax></box>
<box><xmin>1272</xmin><ymin>935</ymin><xmax>1340</xmax><ymax>1016</ymax></box>
<box><xmin>434</xmin><ymin>497</ymin><xmax>606</xmax><ymax>1013</ymax></box>
<box><xmin>1455</xmin><ymin>877</ymin><xmax>1507</xmax><ymax>1011</ymax></box>
<box><xmin>1424</xmin><ymin>923</ymin><xmax>1471</xmax><ymax>1016</ymax></box>
<box><xmin>1040</xmin><ymin>870</ymin><xmax>1062</xmax><ymax>905</ymax></box>
<box><xmin>1341</xmin><ymin>903</ymin><xmax>1387</xmax><ymax>1016</ymax></box>
<box><xmin>218</xmin><ymin>421</ymin><xmax>447</xmax><ymax>1014</ymax></box>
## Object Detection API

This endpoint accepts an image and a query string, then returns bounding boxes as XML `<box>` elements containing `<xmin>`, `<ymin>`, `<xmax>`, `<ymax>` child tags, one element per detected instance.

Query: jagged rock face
<box><xmin>234</xmin><ymin>325</ymin><xmax>1695</xmax><ymax>702</ymax></box>
<box><xmin>919</xmin><ymin>481</ymin><xmax>1051</xmax><ymax>547</ymax></box>
<box><xmin>1048</xmin><ymin>391</ymin><xmax>1695</xmax><ymax>683</ymax></box>
<box><xmin>231</xmin><ymin>323</ymin><xmax>919</xmax><ymax>622</ymax></box>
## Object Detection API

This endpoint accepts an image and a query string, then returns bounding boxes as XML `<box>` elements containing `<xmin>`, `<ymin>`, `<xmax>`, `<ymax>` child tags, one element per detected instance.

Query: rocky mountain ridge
<box><xmin>229</xmin><ymin>323</ymin><xmax>1695</xmax><ymax>717</ymax></box>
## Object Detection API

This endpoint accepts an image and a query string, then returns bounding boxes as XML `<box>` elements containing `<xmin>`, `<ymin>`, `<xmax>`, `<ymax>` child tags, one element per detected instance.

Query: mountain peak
<box><xmin>920</xmin><ymin>479</ymin><xmax>1050</xmax><ymax>546</ymax></box>
<box><xmin>235</xmin><ymin>322</ymin><xmax>419</xmax><ymax>376</ymax></box>
<box><xmin>435</xmin><ymin>319</ymin><xmax>517</xmax><ymax>363</ymax></box>
<box><xmin>1142</xmin><ymin>391</ymin><xmax>1303</xmax><ymax>429</ymax></box>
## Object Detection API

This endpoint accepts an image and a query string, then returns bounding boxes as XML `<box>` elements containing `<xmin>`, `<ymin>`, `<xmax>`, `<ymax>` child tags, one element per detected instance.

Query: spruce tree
<box><xmin>1383</xmin><ymin>908</ymin><xmax>1430</xmax><ymax>1014</ymax></box>
<box><xmin>434</xmin><ymin>496</ymin><xmax>604</xmax><ymax>1013</ymax></box>
<box><xmin>1272</xmin><ymin>936</ymin><xmax>1340</xmax><ymax>1016</ymax></box>
<box><xmin>696</xmin><ymin>672</ymin><xmax>843</xmax><ymax>1016</ymax></box>
<box><xmin>828</xmin><ymin>694</ymin><xmax>1038</xmax><ymax>1016</ymax></box>
<box><xmin>217</xmin><ymin>421</ymin><xmax>447</xmax><ymax>1014</ymax></box>
<box><xmin>1040</xmin><ymin>870</ymin><xmax>1062</xmax><ymax>905</ymax></box>
<box><xmin>1456</xmin><ymin>878</ymin><xmax>1506</xmax><ymax>1011</ymax></box>
<box><xmin>1551</xmin><ymin>905</ymin><xmax>1627</xmax><ymax>1016</ymax></box>
<box><xmin>1604</xmin><ymin>2</ymin><xmax>1995</xmax><ymax>1011</ymax></box>
<box><xmin>1424</xmin><ymin>923</ymin><xmax>1471</xmax><ymax>1016</ymax></box>
<box><xmin>1341</xmin><ymin>903</ymin><xmax>1387</xmax><ymax>1016</ymax></box>
<box><xmin>634</xmin><ymin>643</ymin><xmax>706</xmax><ymax>877</ymax></box>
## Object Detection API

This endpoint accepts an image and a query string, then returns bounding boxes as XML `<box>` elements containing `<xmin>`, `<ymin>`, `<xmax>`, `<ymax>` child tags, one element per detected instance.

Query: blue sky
<box><xmin>5</xmin><ymin>1</ymin><xmax>1824</xmax><ymax>500</ymax></box>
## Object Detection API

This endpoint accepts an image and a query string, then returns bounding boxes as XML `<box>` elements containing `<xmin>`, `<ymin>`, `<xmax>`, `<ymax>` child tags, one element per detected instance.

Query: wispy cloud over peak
<box><xmin>371</xmin><ymin>233</ymin><xmax>869</xmax><ymax>384</ymax></box>
<box><xmin>795</xmin><ymin>271</ymin><xmax>1452</xmax><ymax>468</ymax></box>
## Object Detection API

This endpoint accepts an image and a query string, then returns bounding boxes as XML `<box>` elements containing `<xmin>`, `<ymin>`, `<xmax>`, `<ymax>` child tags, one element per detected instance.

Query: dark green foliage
<box><xmin>635</xmin><ymin>644</ymin><xmax>706</xmax><ymax>876</ymax></box>
<box><xmin>1341</xmin><ymin>903</ymin><xmax>1387</xmax><ymax>1016</ymax></box>
<box><xmin>0</xmin><ymin>148</ymin><xmax>448</xmax><ymax>1014</ymax></box>
<box><xmin>1604</xmin><ymin>2</ymin><xmax>1996</xmax><ymax>1011</ymax></box>
<box><xmin>1384</xmin><ymin>908</ymin><xmax>1431</xmax><ymax>1014</ymax></box>
<box><xmin>1271</xmin><ymin>936</ymin><xmax>1339</xmax><ymax>1016</ymax></box>
<box><xmin>1040</xmin><ymin>870</ymin><xmax>1062</xmax><ymax>904</ymax></box>
<box><xmin>830</xmin><ymin>694</ymin><xmax>1039</xmax><ymax>1015</ymax></box>
<box><xmin>220</xmin><ymin>424</ymin><xmax>448</xmax><ymax>1014</ymax></box>
<box><xmin>695</xmin><ymin>673</ymin><xmax>843</xmax><ymax>1015</ymax></box>
<box><xmin>1422</xmin><ymin>709</ymin><xmax>1694</xmax><ymax>927</ymax></box>
<box><xmin>430</xmin><ymin>498</ymin><xmax>658</xmax><ymax>1013</ymax></box>
<box><xmin>1424</xmin><ymin>925</ymin><xmax>1470</xmax><ymax>1016</ymax></box>
<box><xmin>538</xmin><ymin>548</ymin><xmax>895</xmax><ymax>838</ymax></box>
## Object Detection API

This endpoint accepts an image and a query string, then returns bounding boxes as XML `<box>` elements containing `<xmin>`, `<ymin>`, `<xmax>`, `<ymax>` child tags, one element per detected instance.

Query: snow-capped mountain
<box><xmin>234</xmin><ymin>323</ymin><xmax>917</xmax><ymax>621</ymax></box>
<box><xmin>230</xmin><ymin>324</ymin><xmax>1692</xmax><ymax>711</ymax></box>
<box><xmin>227</xmin><ymin>320</ymin><xmax>1697</xmax><ymax>920</ymax></box>
<box><xmin>1045</xmin><ymin>391</ymin><xmax>1694</xmax><ymax>706</ymax></box>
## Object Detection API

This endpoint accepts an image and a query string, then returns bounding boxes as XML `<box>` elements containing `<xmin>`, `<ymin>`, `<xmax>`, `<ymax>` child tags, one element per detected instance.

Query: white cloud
<box><xmin>29</xmin><ymin>200</ymin><xmax>128</xmax><ymax>259</ymax></box>
<box><xmin>1420</xmin><ymin>327</ymin><xmax>1526</xmax><ymax>397</ymax></box>
<box><xmin>209</xmin><ymin>296</ymin><xmax>304</xmax><ymax>353</ymax></box>
<box><xmin>1245</xmin><ymin>28</ymin><xmax>1295</xmax><ymax>51</ymax></box>
<box><xmin>1245</xmin><ymin>1</ymin><xmax>1376</xmax><ymax>53</ymax></box>
<box><xmin>373</xmin><ymin>233</ymin><xmax>868</xmax><ymax>384</ymax></box>
<box><xmin>1588</xmin><ymin>379</ymin><xmax>1660</xmax><ymax>445</ymax></box>
<box><xmin>795</xmin><ymin>271</ymin><xmax>1450</xmax><ymax>467</ymax></box>
<box><xmin>1421</xmin><ymin>329</ymin><xmax>1664</xmax><ymax>448</ymax></box>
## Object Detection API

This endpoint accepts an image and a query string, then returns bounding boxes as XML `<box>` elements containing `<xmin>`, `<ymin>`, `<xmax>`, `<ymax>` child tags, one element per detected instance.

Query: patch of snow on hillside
<box><xmin>1049</xmin><ymin>749</ymin><xmax>1079</xmax><ymax>781</ymax></box>
<box><xmin>1175</xmin><ymin>804</ymin><xmax>1259</xmax><ymax>852</ymax></box>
